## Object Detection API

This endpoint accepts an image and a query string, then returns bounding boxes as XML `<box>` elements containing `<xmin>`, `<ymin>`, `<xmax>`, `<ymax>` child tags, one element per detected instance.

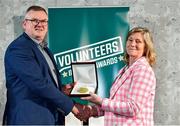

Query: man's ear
<box><xmin>22</xmin><ymin>20</ymin><xmax>26</xmax><ymax>30</ymax></box>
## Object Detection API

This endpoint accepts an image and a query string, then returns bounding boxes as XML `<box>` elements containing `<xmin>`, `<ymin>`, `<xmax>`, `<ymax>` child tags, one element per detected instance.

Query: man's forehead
<box><xmin>25</xmin><ymin>10</ymin><xmax>48</xmax><ymax>19</ymax></box>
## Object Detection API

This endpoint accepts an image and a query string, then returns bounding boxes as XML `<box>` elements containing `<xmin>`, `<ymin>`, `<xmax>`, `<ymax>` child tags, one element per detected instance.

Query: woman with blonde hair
<box><xmin>82</xmin><ymin>27</ymin><xmax>157</xmax><ymax>126</ymax></box>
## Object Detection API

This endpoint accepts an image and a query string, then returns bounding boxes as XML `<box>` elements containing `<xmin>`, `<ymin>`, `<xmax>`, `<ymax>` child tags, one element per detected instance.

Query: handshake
<box><xmin>62</xmin><ymin>83</ymin><xmax>98</xmax><ymax>122</ymax></box>
<box><xmin>73</xmin><ymin>103</ymin><xmax>98</xmax><ymax>122</ymax></box>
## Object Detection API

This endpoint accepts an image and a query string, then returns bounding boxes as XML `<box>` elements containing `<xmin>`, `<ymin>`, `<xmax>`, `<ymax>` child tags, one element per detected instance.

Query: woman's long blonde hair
<box><xmin>124</xmin><ymin>27</ymin><xmax>156</xmax><ymax>67</ymax></box>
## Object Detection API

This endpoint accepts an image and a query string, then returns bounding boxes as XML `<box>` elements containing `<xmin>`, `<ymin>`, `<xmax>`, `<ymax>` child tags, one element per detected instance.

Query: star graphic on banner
<box><xmin>118</xmin><ymin>55</ymin><xmax>124</xmax><ymax>61</ymax></box>
<box><xmin>62</xmin><ymin>71</ymin><xmax>68</xmax><ymax>77</ymax></box>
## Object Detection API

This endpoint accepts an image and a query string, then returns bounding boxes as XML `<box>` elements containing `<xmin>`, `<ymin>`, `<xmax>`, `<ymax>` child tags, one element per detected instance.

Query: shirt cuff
<box><xmin>101</xmin><ymin>98</ymin><xmax>109</xmax><ymax>110</ymax></box>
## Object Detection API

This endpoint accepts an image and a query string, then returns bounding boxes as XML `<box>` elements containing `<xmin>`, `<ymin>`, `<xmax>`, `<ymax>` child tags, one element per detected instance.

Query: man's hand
<box><xmin>72</xmin><ymin>103</ymin><xmax>98</xmax><ymax>122</ymax></box>
<box><xmin>73</xmin><ymin>103</ymin><xmax>91</xmax><ymax>122</ymax></box>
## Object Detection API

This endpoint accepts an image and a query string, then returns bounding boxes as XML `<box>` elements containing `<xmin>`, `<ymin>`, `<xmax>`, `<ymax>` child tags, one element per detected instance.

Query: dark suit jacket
<box><xmin>3</xmin><ymin>32</ymin><xmax>74</xmax><ymax>125</ymax></box>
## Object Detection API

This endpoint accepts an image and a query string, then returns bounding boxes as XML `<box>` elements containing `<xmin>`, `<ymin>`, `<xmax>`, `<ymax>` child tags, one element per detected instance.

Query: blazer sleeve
<box><xmin>101</xmin><ymin>65</ymin><xmax>156</xmax><ymax>117</ymax></box>
<box><xmin>5</xmin><ymin>44</ymin><xmax>73</xmax><ymax>115</ymax></box>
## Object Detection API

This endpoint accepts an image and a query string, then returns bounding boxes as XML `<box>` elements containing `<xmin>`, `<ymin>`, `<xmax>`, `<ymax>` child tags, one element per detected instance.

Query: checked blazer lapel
<box><xmin>110</xmin><ymin>65</ymin><xmax>132</xmax><ymax>99</ymax></box>
<box><xmin>110</xmin><ymin>57</ymin><xmax>145</xmax><ymax>99</ymax></box>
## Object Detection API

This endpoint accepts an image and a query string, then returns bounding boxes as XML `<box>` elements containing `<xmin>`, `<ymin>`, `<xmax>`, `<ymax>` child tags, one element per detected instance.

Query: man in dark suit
<box><xmin>3</xmin><ymin>5</ymin><xmax>82</xmax><ymax>125</ymax></box>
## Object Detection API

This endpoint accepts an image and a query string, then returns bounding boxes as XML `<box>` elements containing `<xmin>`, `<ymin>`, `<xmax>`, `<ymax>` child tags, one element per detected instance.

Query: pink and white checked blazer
<box><xmin>95</xmin><ymin>57</ymin><xmax>156</xmax><ymax>126</ymax></box>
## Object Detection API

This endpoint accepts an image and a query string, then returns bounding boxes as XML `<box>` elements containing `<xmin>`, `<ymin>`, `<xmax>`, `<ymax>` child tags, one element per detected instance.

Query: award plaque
<box><xmin>70</xmin><ymin>62</ymin><xmax>98</xmax><ymax>96</ymax></box>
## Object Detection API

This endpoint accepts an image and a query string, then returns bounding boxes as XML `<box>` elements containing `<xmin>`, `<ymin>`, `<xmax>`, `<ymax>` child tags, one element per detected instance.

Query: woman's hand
<box><xmin>81</xmin><ymin>92</ymin><xmax>103</xmax><ymax>105</ymax></box>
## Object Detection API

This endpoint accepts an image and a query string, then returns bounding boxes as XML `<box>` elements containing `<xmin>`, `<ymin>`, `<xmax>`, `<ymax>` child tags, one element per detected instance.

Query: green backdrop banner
<box><xmin>48</xmin><ymin>7</ymin><xmax>129</xmax><ymax>98</ymax></box>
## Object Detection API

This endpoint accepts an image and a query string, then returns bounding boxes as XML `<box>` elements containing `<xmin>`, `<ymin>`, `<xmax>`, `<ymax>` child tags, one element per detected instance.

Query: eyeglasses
<box><xmin>25</xmin><ymin>19</ymin><xmax>48</xmax><ymax>26</ymax></box>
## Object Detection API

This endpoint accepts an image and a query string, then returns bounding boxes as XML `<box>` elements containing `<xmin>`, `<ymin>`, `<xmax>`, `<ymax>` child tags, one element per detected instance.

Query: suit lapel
<box><xmin>24</xmin><ymin>33</ymin><xmax>51</xmax><ymax>70</ymax></box>
<box><xmin>26</xmin><ymin>37</ymin><xmax>60</xmax><ymax>87</ymax></box>
<box><xmin>24</xmin><ymin>33</ymin><xmax>60</xmax><ymax>88</ymax></box>
<box><xmin>44</xmin><ymin>48</ymin><xmax>62</xmax><ymax>89</ymax></box>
